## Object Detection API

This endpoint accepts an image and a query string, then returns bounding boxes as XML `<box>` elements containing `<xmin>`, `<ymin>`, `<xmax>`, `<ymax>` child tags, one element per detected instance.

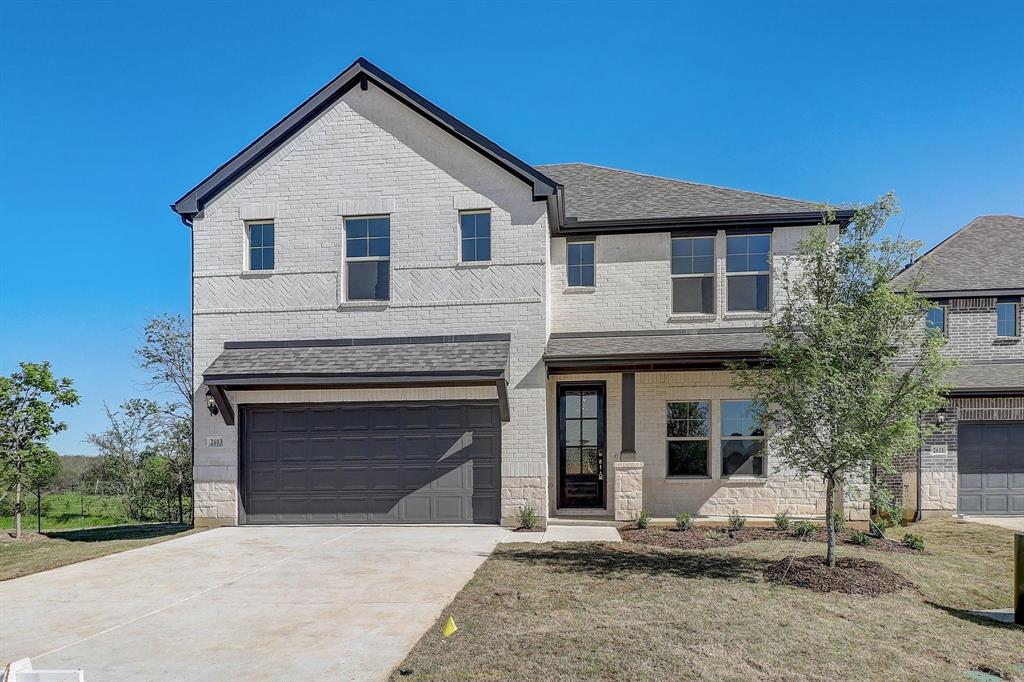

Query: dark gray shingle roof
<box><xmin>946</xmin><ymin>362</ymin><xmax>1024</xmax><ymax>393</ymax></box>
<box><xmin>891</xmin><ymin>215</ymin><xmax>1024</xmax><ymax>294</ymax></box>
<box><xmin>537</xmin><ymin>163</ymin><xmax>822</xmax><ymax>223</ymax></box>
<box><xmin>545</xmin><ymin>330</ymin><xmax>768</xmax><ymax>360</ymax></box>
<box><xmin>204</xmin><ymin>336</ymin><xmax>509</xmax><ymax>380</ymax></box>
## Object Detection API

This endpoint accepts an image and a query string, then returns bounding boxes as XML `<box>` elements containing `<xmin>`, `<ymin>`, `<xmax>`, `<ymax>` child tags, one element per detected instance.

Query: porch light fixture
<box><xmin>936</xmin><ymin>406</ymin><xmax>948</xmax><ymax>424</ymax></box>
<box><xmin>206</xmin><ymin>390</ymin><xmax>219</xmax><ymax>416</ymax></box>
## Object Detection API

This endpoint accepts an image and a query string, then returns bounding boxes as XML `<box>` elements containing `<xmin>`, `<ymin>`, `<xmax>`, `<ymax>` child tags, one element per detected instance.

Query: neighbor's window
<box><xmin>567</xmin><ymin>241</ymin><xmax>595</xmax><ymax>287</ymax></box>
<box><xmin>997</xmin><ymin>301</ymin><xmax>1019</xmax><ymax>337</ymax></box>
<box><xmin>925</xmin><ymin>306</ymin><xmax>946</xmax><ymax>333</ymax></box>
<box><xmin>721</xmin><ymin>400</ymin><xmax>766</xmax><ymax>477</ymax></box>
<box><xmin>726</xmin><ymin>234</ymin><xmax>771</xmax><ymax>312</ymax></box>
<box><xmin>667</xmin><ymin>401</ymin><xmax>711</xmax><ymax>477</ymax></box>
<box><xmin>345</xmin><ymin>216</ymin><xmax>390</xmax><ymax>300</ymax></box>
<box><xmin>671</xmin><ymin>236</ymin><xmax>715</xmax><ymax>313</ymax></box>
<box><xmin>460</xmin><ymin>211</ymin><xmax>491</xmax><ymax>262</ymax></box>
<box><xmin>247</xmin><ymin>222</ymin><xmax>275</xmax><ymax>271</ymax></box>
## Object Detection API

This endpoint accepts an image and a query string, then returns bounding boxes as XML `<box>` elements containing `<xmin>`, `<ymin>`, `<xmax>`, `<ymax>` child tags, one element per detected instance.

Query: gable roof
<box><xmin>537</xmin><ymin>163</ymin><xmax>845</xmax><ymax>229</ymax></box>
<box><xmin>891</xmin><ymin>215</ymin><xmax>1024</xmax><ymax>295</ymax></box>
<box><xmin>171</xmin><ymin>58</ymin><xmax>559</xmax><ymax>222</ymax></box>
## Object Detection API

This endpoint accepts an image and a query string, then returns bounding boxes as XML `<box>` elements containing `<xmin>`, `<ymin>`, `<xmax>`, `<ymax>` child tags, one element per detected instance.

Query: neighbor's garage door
<box><xmin>958</xmin><ymin>423</ymin><xmax>1024</xmax><ymax>515</ymax></box>
<box><xmin>240</xmin><ymin>402</ymin><xmax>501</xmax><ymax>524</ymax></box>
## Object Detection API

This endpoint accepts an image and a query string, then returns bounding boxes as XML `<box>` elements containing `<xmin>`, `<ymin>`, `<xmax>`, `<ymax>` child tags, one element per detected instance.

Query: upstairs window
<box><xmin>721</xmin><ymin>400</ymin><xmax>766</xmax><ymax>477</ymax></box>
<box><xmin>671</xmin><ymin>236</ymin><xmax>715</xmax><ymax>313</ymax></box>
<box><xmin>345</xmin><ymin>216</ymin><xmax>390</xmax><ymax>301</ymax></box>
<box><xmin>247</xmin><ymin>222</ymin><xmax>275</xmax><ymax>271</ymax></box>
<box><xmin>666</xmin><ymin>401</ymin><xmax>711</xmax><ymax>477</ymax></box>
<box><xmin>925</xmin><ymin>306</ymin><xmax>946</xmax><ymax>333</ymax></box>
<box><xmin>726</xmin><ymin>234</ymin><xmax>771</xmax><ymax>312</ymax></box>
<box><xmin>997</xmin><ymin>301</ymin><xmax>1019</xmax><ymax>337</ymax></box>
<box><xmin>567</xmin><ymin>241</ymin><xmax>595</xmax><ymax>287</ymax></box>
<box><xmin>460</xmin><ymin>211</ymin><xmax>491</xmax><ymax>262</ymax></box>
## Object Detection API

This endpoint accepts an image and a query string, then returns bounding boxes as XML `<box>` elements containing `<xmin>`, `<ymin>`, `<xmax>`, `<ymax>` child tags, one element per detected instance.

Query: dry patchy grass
<box><xmin>394</xmin><ymin>518</ymin><xmax>1023</xmax><ymax>681</ymax></box>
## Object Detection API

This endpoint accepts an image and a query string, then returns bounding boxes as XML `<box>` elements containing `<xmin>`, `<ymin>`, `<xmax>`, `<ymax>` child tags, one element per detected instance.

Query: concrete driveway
<box><xmin>1</xmin><ymin>525</ymin><xmax>508</xmax><ymax>681</ymax></box>
<box><xmin>961</xmin><ymin>516</ymin><xmax>1024</xmax><ymax>532</ymax></box>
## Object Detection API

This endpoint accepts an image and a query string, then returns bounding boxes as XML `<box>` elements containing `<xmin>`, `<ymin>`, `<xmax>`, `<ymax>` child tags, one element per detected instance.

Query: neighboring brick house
<box><xmin>172</xmin><ymin>58</ymin><xmax>870</xmax><ymax>528</ymax></box>
<box><xmin>886</xmin><ymin>216</ymin><xmax>1024</xmax><ymax>518</ymax></box>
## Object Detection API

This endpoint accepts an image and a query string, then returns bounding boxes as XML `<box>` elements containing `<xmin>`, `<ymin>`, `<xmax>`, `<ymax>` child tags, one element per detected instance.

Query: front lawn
<box><xmin>0</xmin><ymin>523</ymin><xmax>196</xmax><ymax>581</ymax></box>
<box><xmin>0</xmin><ymin>492</ymin><xmax>189</xmax><ymax>531</ymax></box>
<box><xmin>394</xmin><ymin>518</ymin><xmax>1023</xmax><ymax>681</ymax></box>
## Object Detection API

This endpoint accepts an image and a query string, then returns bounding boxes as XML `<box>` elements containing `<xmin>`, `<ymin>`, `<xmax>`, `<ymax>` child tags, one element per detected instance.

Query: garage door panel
<box><xmin>278</xmin><ymin>438</ymin><xmax>308</xmax><ymax>462</ymax></box>
<box><xmin>433</xmin><ymin>496</ymin><xmax>465</xmax><ymax>521</ymax></box>
<box><xmin>248</xmin><ymin>409</ymin><xmax>278</xmax><ymax>432</ymax></box>
<box><xmin>467</xmin><ymin>404</ymin><xmax>499</xmax><ymax>429</ymax></box>
<box><xmin>958</xmin><ymin>423</ymin><xmax>1024</xmax><ymax>516</ymax></box>
<box><xmin>340</xmin><ymin>466</ymin><xmax>370</xmax><ymax>490</ymax></box>
<box><xmin>431</xmin><ymin>463</ymin><xmax>470</xmax><ymax>491</ymax></box>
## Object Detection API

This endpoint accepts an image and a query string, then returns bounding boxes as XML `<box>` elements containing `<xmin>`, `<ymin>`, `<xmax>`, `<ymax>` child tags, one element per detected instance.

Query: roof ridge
<box><xmin>537</xmin><ymin>161</ymin><xmax>822</xmax><ymax>207</ymax></box>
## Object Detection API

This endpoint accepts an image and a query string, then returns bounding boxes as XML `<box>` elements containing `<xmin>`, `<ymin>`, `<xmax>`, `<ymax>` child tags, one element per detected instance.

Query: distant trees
<box><xmin>0</xmin><ymin>362</ymin><xmax>80</xmax><ymax>537</ymax></box>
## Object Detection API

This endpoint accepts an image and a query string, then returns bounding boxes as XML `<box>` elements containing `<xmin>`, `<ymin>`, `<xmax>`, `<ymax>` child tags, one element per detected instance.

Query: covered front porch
<box><xmin>543</xmin><ymin>330</ymin><xmax>868</xmax><ymax>523</ymax></box>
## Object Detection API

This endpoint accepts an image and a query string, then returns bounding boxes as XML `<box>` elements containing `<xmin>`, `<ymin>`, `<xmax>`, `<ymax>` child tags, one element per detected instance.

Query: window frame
<box><xmin>344</xmin><ymin>215</ymin><xmax>391</xmax><ymax>302</ymax></box>
<box><xmin>666</xmin><ymin>400</ymin><xmax>712</xmax><ymax>479</ymax></box>
<box><xmin>996</xmin><ymin>301</ymin><xmax>1020</xmax><ymax>338</ymax></box>
<box><xmin>720</xmin><ymin>399</ymin><xmax>767</xmax><ymax>478</ymax></box>
<box><xmin>246</xmin><ymin>221</ymin><xmax>275</xmax><ymax>272</ymax></box>
<box><xmin>459</xmin><ymin>210</ymin><xmax>492</xmax><ymax>264</ymax></box>
<box><xmin>670</xmin><ymin>235</ymin><xmax>716</xmax><ymax>314</ymax></box>
<box><xmin>566</xmin><ymin>239</ymin><xmax>596</xmax><ymax>288</ymax></box>
<box><xmin>725</xmin><ymin>232</ymin><xmax>772</xmax><ymax>313</ymax></box>
<box><xmin>925</xmin><ymin>304</ymin><xmax>947</xmax><ymax>335</ymax></box>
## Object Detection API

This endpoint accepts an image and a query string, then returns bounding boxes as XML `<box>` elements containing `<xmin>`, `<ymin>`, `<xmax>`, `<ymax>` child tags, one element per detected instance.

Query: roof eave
<box><xmin>553</xmin><ymin>209</ymin><xmax>854</xmax><ymax>235</ymax></box>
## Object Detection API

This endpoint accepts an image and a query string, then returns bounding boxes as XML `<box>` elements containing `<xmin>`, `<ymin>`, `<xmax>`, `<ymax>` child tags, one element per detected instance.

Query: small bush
<box><xmin>517</xmin><ymin>505</ymin><xmax>538</xmax><ymax>530</ymax></box>
<box><xmin>871</xmin><ymin>488</ymin><xmax>906</xmax><ymax>530</ymax></box>
<box><xmin>727</xmin><ymin>510</ymin><xmax>746</xmax><ymax>531</ymax></box>
<box><xmin>831</xmin><ymin>512</ymin><xmax>847</xmax><ymax>532</ymax></box>
<box><xmin>850</xmin><ymin>530</ymin><xmax>871</xmax><ymax>545</ymax></box>
<box><xmin>792</xmin><ymin>520</ymin><xmax>816</xmax><ymax>540</ymax></box>
<box><xmin>774</xmin><ymin>511</ymin><xmax>791</xmax><ymax>531</ymax></box>
<box><xmin>704</xmin><ymin>529</ymin><xmax>724</xmax><ymax>541</ymax></box>
<box><xmin>902</xmin><ymin>533</ymin><xmax>925</xmax><ymax>551</ymax></box>
<box><xmin>635</xmin><ymin>509</ymin><xmax>652</xmax><ymax>529</ymax></box>
<box><xmin>675</xmin><ymin>512</ymin><xmax>694</xmax><ymax>531</ymax></box>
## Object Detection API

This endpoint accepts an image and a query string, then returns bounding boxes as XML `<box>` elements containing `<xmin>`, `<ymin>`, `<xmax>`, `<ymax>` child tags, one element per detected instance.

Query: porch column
<box><xmin>614</xmin><ymin>462</ymin><xmax>644</xmax><ymax>521</ymax></box>
<box><xmin>621</xmin><ymin>372</ymin><xmax>636</xmax><ymax>456</ymax></box>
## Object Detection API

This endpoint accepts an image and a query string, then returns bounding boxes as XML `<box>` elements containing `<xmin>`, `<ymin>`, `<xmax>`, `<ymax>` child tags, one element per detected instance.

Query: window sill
<box><xmin>668</xmin><ymin>313</ymin><xmax>716</xmax><ymax>322</ymax></box>
<box><xmin>665</xmin><ymin>476</ymin><xmax>712</xmax><ymax>481</ymax></box>
<box><xmin>338</xmin><ymin>300</ymin><xmax>389</xmax><ymax>309</ymax></box>
<box><xmin>721</xmin><ymin>476</ymin><xmax>768</xmax><ymax>484</ymax></box>
<box><xmin>240</xmin><ymin>270</ymin><xmax>275</xmax><ymax>278</ymax></box>
<box><xmin>455</xmin><ymin>261</ymin><xmax>492</xmax><ymax>269</ymax></box>
<box><xmin>563</xmin><ymin>286</ymin><xmax>596</xmax><ymax>294</ymax></box>
<box><xmin>994</xmin><ymin>336</ymin><xmax>1020</xmax><ymax>342</ymax></box>
<box><xmin>723</xmin><ymin>312</ymin><xmax>770</xmax><ymax>320</ymax></box>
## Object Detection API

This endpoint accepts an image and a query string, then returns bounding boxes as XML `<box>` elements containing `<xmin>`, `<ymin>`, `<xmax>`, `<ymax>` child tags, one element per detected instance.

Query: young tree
<box><xmin>0</xmin><ymin>362</ymin><xmax>80</xmax><ymax>537</ymax></box>
<box><xmin>88</xmin><ymin>399</ymin><xmax>163</xmax><ymax>522</ymax></box>
<box><xmin>731</xmin><ymin>195</ymin><xmax>954</xmax><ymax>567</ymax></box>
<box><xmin>26</xmin><ymin>446</ymin><xmax>61</xmax><ymax>533</ymax></box>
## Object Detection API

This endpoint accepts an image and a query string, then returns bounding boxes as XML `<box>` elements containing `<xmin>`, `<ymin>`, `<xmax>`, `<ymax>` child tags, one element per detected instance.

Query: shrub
<box><xmin>704</xmin><ymin>529</ymin><xmax>724</xmax><ymax>541</ymax></box>
<box><xmin>902</xmin><ymin>532</ymin><xmax>925</xmax><ymax>551</ymax></box>
<box><xmin>831</xmin><ymin>512</ymin><xmax>847</xmax><ymax>532</ymax></box>
<box><xmin>727</xmin><ymin>510</ymin><xmax>746</xmax><ymax>531</ymax></box>
<box><xmin>675</xmin><ymin>512</ymin><xmax>694</xmax><ymax>531</ymax></box>
<box><xmin>871</xmin><ymin>488</ymin><xmax>906</xmax><ymax>530</ymax></box>
<box><xmin>792</xmin><ymin>520</ymin><xmax>816</xmax><ymax>540</ymax></box>
<box><xmin>850</xmin><ymin>530</ymin><xmax>871</xmax><ymax>545</ymax></box>
<box><xmin>517</xmin><ymin>504</ymin><xmax>538</xmax><ymax>530</ymax></box>
<box><xmin>636</xmin><ymin>509</ymin><xmax>652</xmax><ymax>529</ymax></box>
<box><xmin>774</xmin><ymin>511</ymin><xmax>791</xmax><ymax>531</ymax></box>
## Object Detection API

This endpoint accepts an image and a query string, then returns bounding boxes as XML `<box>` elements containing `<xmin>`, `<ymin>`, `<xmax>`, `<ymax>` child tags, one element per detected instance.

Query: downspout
<box><xmin>914</xmin><ymin>412</ymin><xmax>924</xmax><ymax>522</ymax></box>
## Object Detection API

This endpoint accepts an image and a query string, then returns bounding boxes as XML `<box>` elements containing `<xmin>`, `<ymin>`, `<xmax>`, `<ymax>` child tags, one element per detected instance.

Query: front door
<box><xmin>557</xmin><ymin>384</ymin><xmax>606</xmax><ymax>508</ymax></box>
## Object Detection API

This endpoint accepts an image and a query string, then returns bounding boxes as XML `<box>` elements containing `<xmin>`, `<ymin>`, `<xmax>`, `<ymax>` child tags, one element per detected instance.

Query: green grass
<box><xmin>0</xmin><ymin>523</ymin><xmax>197</xmax><ymax>581</ymax></box>
<box><xmin>394</xmin><ymin>518</ymin><xmax>1024</xmax><ymax>681</ymax></box>
<box><xmin>0</xmin><ymin>492</ymin><xmax>189</xmax><ymax>531</ymax></box>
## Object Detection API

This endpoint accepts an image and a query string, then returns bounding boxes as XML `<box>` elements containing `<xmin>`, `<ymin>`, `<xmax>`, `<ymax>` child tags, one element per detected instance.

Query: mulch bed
<box><xmin>619</xmin><ymin>525</ymin><xmax>920</xmax><ymax>554</ymax></box>
<box><xmin>763</xmin><ymin>555</ymin><xmax>915</xmax><ymax>595</ymax></box>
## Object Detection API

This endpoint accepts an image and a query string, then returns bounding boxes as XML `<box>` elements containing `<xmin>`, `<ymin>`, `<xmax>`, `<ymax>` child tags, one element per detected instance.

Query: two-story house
<box><xmin>172</xmin><ymin>58</ymin><xmax>867</xmax><ymax>528</ymax></box>
<box><xmin>886</xmin><ymin>215</ymin><xmax>1024</xmax><ymax>518</ymax></box>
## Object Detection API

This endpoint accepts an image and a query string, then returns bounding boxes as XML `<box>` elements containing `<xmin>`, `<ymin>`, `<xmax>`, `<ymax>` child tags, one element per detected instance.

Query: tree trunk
<box><xmin>824</xmin><ymin>473</ymin><xmax>836</xmax><ymax>568</ymax></box>
<box><xmin>177</xmin><ymin>483</ymin><xmax>183</xmax><ymax>525</ymax></box>
<box><xmin>36</xmin><ymin>489</ymin><xmax>42</xmax><ymax>534</ymax></box>
<box><xmin>14</xmin><ymin>480</ymin><xmax>22</xmax><ymax>539</ymax></box>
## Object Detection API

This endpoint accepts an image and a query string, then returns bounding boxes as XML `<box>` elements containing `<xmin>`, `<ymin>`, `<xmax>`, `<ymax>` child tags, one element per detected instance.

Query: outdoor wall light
<box><xmin>936</xmin><ymin>407</ymin><xmax>947</xmax><ymax>424</ymax></box>
<box><xmin>206</xmin><ymin>390</ymin><xmax>219</xmax><ymax>416</ymax></box>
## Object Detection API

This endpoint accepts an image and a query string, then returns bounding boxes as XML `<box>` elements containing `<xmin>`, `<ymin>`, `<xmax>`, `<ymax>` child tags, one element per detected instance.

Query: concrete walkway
<box><xmin>499</xmin><ymin>524</ymin><xmax>621</xmax><ymax>543</ymax></box>
<box><xmin>961</xmin><ymin>516</ymin><xmax>1024</xmax><ymax>532</ymax></box>
<box><xmin>1</xmin><ymin>525</ymin><xmax>507</xmax><ymax>681</ymax></box>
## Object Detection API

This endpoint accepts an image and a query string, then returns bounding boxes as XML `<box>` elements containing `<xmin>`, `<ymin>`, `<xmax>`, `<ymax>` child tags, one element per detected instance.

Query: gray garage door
<box><xmin>958</xmin><ymin>423</ymin><xmax>1024</xmax><ymax>515</ymax></box>
<box><xmin>240</xmin><ymin>402</ymin><xmax>501</xmax><ymax>524</ymax></box>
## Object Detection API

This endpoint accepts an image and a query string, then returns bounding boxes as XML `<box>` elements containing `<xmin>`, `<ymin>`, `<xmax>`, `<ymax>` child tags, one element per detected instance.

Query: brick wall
<box><xmin>191</xmin><ymin>84</ymin><xmax>550</xmax><ymax>526</ymax></box>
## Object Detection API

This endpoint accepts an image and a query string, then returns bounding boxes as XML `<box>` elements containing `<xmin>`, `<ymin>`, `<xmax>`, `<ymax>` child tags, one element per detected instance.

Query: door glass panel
<box><xmin>565</xmin><ymin>447</ymin><xmax>581</xmax><ymax>475</ymax></box>
<box><xmin>581</xmin><ymin>393</ymin><xmax>598</xmax><ymax>418</ymax></box>
<box><xmin>564</xmin><ymin>393</ymin><xmax>581</xmax><ymax>419</ymax></box>
<box><xmin>581</xmin><ymin>420</ymin><xmax>598</xmax><ymax>447</ymax></box>
<box><xmin>565</xmin><ymin>420</ymin><xmax>581</xmax><ymax>446</ymax></box>
<box><xmin>581</xmin><ymin>447</ymin><xmax>599</xmax><ymax>474</ymax></box>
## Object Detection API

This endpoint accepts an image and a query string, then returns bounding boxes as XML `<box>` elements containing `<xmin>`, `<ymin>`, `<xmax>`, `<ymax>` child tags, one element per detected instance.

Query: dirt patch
<box><xmin>763</xmin><ymin>555</ymin><xmax>915</xmax><ymax>595</ymax></box>
<box><xmin>620</xmin><ymin>525</ymin><xmax>920</xmax><ymax>553</ymax></box>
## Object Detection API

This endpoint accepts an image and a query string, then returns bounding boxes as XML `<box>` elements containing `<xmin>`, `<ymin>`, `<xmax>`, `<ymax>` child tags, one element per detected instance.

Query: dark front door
<box><xmin>240</xmin><ymin>401</ymin><xmax>501</xmax><ymax>524</ymax></box>
<box><xmin>558</xmin><ymin>384</ymin><xmax>606</xmax><ymax>508</ymax></box>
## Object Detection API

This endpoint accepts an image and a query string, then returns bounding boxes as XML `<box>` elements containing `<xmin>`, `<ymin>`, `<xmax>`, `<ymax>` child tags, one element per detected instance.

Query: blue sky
<box><xmin>1</xmin><ymin>0</ymin><xmax>1022</xmax><ymax>454</ymax></box>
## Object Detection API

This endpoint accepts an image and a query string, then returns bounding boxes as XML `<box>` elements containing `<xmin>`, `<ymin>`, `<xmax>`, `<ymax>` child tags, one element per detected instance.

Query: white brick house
<box><xmin>173</xmin><ymin>58</ymin><xmax>868</xmax><ymax>528</ymax></box>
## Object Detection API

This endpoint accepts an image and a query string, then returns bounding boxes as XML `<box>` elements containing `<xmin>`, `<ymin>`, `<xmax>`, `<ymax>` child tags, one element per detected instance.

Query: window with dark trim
<box><xmin>997</xmin><ymin>301</ymin><xmax>1019</xmax><ymax>337</ymax></box>
<box><xmin>926</xmin><ymin>306</ymin><xmax>946</xmax><ymax>334</ymax></box>
<box><xmin>567</xmin><ymin>241</ymin><xmax>595</xmax><ymax>287</ymax></box>
<box><xmin>667</xmin><ymin>401</ymin><xmax>710</xmax><ymax>477</ymax></box>
<box><xmin>671</xmin><ymin>236</ymin><xmax>715</xmax><ymax>313</ymax></box>
<box><xmin>460</xmin><ymin>211</ymin><xmax>491</xmax><ymax>262</ymax></box>
<box><xmin>726</xmin><ymin>234</ymin><xmax>771</xmax><ymax>312</ymax></box>
<box><xmin>721</xmin><ymin>400</ymin><xmax>766</xmax><ymax>477</ymax></box>
<box><xmin>345</xmin><ymin>216</ymin><xmax>390</xmax><ymax>301</ymax></box>
<box><xmin>247</xmin><ymin>222</ymin><xmax>275</xmax><ymax>271</ymax></box>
